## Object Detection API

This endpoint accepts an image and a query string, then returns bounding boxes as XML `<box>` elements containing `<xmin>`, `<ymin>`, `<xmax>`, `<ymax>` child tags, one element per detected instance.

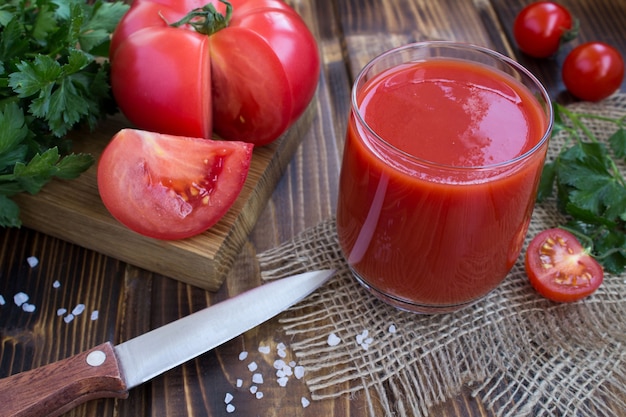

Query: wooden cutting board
<box><xmin>14</xmin><ymin>101</ymin><xmax>315</xmax><ymax>291</ymax></box>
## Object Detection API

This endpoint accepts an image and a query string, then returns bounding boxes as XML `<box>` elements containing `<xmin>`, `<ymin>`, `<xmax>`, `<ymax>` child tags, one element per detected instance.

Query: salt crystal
<box><xmin>277</xmin><ymin>349</ymin><xmax>287</xmax><ymax>358</ymax></box>
<box><xmin>301</xmin><ymin>397</ymin><xmax>310</xmax><ymax>408</ymax></box>
<box><xmin>90</xmin><ymin>310</ymin><xmax>99</xmax><ymax>321</ymax></box>
<box><xmin>247</xmin><ymin>361</ymin><xmax>258</xmax><ymax>372</ymax></box>
<box><xmin>236</xmin><ymin>378</ymin><xmax>243</xmax><ymax>388</ymax></box>
<box><xmin>72</xmin><ymin>304</ymin><xmax>86</xmax><ymax>316</ymax></box>
<box><xmin>0</xmin><ymin>295</ymin><xmax>5</xmax><ymax>305</ymax></box>
<box><xmin>327</xmin><ymin>333</ymin><xmax>341</xmax><ymax>346</ymax></box>
<box><xmin>249</xmin><ymin>385</ymin><xmax>258</xmax><ymax>394</ymax></box>
<box><xmin>226</xmin><ymin>404</ymin><xmax>235</xmax><ymax>413</ymax></box>
<box><xmin>252</xmin><ymin>373</ymin><xmax>264</xmax><ymax>384</ymax></box>
<box><xmin>365</xmin><ymin>337</ymin><xmax>373</xmax><ymax>345</ymax></box>
<box><xmin>22</xmin><ymin>303</ymin><xmax>36</xmax><ymax>313</ymax></box>
<box><xmin>273</xmin><ymin>359</ymin><xmax>286</xmax><ymax>370</ymax></box>
<box><xmin>276</xmin><ymin>369</ymin><xmax>285</xmax><ymax>378</ymax></box>
<box><xmin>26</xmin><ymin>256</ymin><xmax>38</xmax><ymax>268</ymax></box>
<box><xmin>282</xmin><ymin>366</ymin><xmax>293</xmax><ymax>377</ymax></box>
<box><xmin>288</xmin><ymin>361</ymin><xmax>296</xmax><ymax>367</ymax></box>
<box><xmin>361</xmin><ymin>342</ymin><xmax>370</xmax><ymax>351</ymax></box>
<box><xmin>14</xmin><ymin>292</ymin><xmax>29</xmax><ymax>307</ymax></box>
<box><xmin>52</xmin><ymin>280</ymin><xmax>61</xmax><ymax>289</ymax></box>
<box><xmin>294</xmin><ymin>366</ymin><xmax>305</xmax><ymax>379</ymax></box>
<box><xmin>224</xmin><ymin>393</ymin><xmax>233</xmax><ymax>404</ymax></box>
<box><xmin>255</xmin><ymin>391</ymin><xmax>263</xmax><ymax>399</ymax></box>
<box><xmin>57</xmin><ymin>308</ymin><xmax>67</xmax><ymax>316</ymax></box>
<box><xmin>64</xmin><ymin>314</ymin><xmax>75</xmax><ymax>323</ymax></box>
<box><xmin>238</xmin><ymin>351</ymin><xmax>248</xmax><ymax>361</ymax></box>
<box><xmin>276</xmin><ymin>342</ymin><xmax>286</xmax><ymax>350</ymax></box>
<box><xmin>258</xmin><ymin>345</ymin><xmax>270</xmax><ymax>354</ymax></box>
<box><xmin>277</xmin><ymin>376</ymin><xmax>289</xmax><ymax>387</ymax></box>
<box><xmin>388</xmin><ymin>324</ymin><xmax>397</xmax><ymax>333</ymax></box>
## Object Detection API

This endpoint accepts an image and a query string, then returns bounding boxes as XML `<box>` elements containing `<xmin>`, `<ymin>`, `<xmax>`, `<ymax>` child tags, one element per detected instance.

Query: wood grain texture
<box><xmin>2</xmin><ymin>0</ymin><xmax>626</xmax><ymax>416</ymax></box>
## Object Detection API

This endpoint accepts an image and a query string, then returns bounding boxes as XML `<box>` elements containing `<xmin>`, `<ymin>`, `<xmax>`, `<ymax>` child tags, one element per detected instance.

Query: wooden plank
<box><xmin>14</xmin><ymin>100</ymin><xmax>316</xmax><ymax>291</ymax></box>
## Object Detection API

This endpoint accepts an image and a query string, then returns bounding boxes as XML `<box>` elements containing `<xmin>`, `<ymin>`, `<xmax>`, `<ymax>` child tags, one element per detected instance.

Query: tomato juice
<box><xmin>336</xmin><ymin>43</ymin><xmax>552</xmax><ymax>313</ymax></box>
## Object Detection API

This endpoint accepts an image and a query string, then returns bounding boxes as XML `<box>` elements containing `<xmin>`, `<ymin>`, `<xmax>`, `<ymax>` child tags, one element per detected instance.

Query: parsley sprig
<box><xmin>538</xmin><ymin>101</ymin><xmax>626</xmax><ymax>274</ymax></box>
<box><xmin>0</xmin><ymin>0</ymin><xmax>129</xmax><ymax>227</ymax></box>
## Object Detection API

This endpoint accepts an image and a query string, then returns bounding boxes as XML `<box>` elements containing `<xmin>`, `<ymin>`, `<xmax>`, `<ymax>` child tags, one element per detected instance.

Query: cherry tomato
<box><xmin>562</xmin><ymin>42</ymin><xmax>625</xmax><ymax>102</ymax></box>
<box><xmin>525</xmin><ymin>228</ymin><xmax>603</xmax><ymax>303</ymax></box>
<box><xmin>97</xmin><ymin>129</ymin><xmax>253</xmax><ymax>240</ymax></box>
<box><xmin>513</xmin><ymin>1</ymin><xmax>576</xmax><ymax>58</ymax></box>
<box><xmin>110</xmin><ymin>0</ymin><xmax>320</xmax><ymax>146</ymax></box>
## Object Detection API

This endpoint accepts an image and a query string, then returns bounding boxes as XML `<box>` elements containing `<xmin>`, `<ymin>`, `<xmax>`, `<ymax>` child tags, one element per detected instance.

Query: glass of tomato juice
<box><xmin>336</xmin><ymin>42</ymin><xmax>553</xmax><ymax>313</ymax></box>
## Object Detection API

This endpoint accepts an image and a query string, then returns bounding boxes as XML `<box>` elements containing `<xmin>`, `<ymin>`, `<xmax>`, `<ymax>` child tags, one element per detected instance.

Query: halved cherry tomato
<box><xmin>97</xmin><ymin>129</ymin><xmax>253</xmax><ymax>240</ymax></box>
<box><xmin>525</xmin><ymin>228</ymin><xmax>603</xmax><ymax>302</ymax></box>
<box><xmin>513</xmin><ymin>1</ymin><xmax>576</xmax><ymax>58</ymax></box>
<box><xmin>562</xmin><ymin>42</ymin><xmax>625</xmax><ymax>102</ymax></box>
<box><xmin>110</xmin><ymin>0</ymin><xmax>320</xmax><ymax>146</ymax></box>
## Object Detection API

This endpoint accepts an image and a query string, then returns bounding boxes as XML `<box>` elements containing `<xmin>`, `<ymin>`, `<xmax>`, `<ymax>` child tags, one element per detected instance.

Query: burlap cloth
<box><xmin>258</xmin><ymin>94</ymin><xmax>626</xmax><ymax>416</ymax></box>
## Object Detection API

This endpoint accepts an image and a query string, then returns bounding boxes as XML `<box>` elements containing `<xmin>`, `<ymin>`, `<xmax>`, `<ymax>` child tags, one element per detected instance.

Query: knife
<box><xmin>0</xmin><ymin>269</ymin><xmax>334</xmax><ymax>417</ymax></box>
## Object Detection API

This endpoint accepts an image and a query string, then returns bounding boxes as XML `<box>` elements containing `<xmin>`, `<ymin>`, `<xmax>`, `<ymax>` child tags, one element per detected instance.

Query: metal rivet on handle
<box><xmin>86</xmin><ymin>350</ymin><xmax>107</xmax><ymax>367</ymax></box>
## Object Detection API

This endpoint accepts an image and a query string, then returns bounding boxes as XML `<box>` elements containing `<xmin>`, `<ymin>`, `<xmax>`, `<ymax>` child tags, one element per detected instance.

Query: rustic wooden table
<box><xmin>2</xmin><ymin>0</ymin><xmax>625</xmax><ymax>416</ymax></box>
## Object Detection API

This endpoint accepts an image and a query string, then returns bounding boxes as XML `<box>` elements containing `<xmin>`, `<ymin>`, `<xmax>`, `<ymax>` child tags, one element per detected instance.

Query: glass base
<box><xmin>350</xmin><ymin>267</ymin><xmax>482</xmax><ymax>314</ymax></box>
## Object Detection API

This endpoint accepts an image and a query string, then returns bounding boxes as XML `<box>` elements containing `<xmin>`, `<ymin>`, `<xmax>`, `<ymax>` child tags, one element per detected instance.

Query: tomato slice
<box><xmin>524</xmin><ymin>228</ymin><xmax>603</xmax><ymax>302</ymax></box>
<box><xmin>97</xmin><ymin>129</ymin><xmax>253</xmax><ymax>240</ymax></box>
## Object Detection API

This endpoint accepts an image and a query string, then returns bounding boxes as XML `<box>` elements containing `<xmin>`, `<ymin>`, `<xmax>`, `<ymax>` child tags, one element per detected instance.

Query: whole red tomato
<box><xmin>110</xmin><ymin>0</ymin><xmax>320</xmax><ymax>146</ymax></box>
<box><xmin>513</xmin><ymin>1</ymin><xmax>577</xmax><ymax>58</ymax></box>
<box><xmin>562</xmin><ymin>42</ymin><xmax>625</xmax><ymax>102</ymax></box>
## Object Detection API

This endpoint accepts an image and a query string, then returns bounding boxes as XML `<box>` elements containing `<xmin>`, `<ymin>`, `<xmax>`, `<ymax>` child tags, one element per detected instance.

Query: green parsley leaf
<box><xmin>540</xmin><ymin>102</ymin><xmax>626</xmax><ymax>274</ymax></box>
<box><xmin>0</xmin><ymin>0</ymin><xmax>129</xmax><ymax>227</ymax></box>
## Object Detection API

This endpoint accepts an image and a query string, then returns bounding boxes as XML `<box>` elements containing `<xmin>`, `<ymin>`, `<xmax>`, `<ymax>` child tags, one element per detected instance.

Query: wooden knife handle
<box><xmin>0</xmin><ymin>342</ymin><xmax>128</xmax><ymax>417</ymax></box>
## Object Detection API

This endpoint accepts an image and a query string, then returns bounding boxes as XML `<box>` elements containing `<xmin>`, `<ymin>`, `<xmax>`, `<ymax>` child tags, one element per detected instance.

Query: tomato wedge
<box><xmin>97</xmin><ymin>129</ymin><xmax>253</xmax><ymax>240</ymax></box>
<box><xmin>524</xmin><ymin>228</ymin><xmax>603</xmax><ymax>302</ymax></box>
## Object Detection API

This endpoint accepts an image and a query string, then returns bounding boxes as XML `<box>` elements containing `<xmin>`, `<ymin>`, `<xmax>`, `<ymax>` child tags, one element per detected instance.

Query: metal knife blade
<box><xmin>0</xmin><ymin>269</ymin><xmax>334</xmax><ymax>417</ymax></box>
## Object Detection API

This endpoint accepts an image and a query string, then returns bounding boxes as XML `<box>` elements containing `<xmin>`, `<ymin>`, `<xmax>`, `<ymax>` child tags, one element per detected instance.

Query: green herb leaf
<box><xmin>544</xmin><ymin>102</ymin><xmax>626</xmax><ymax>274</ymax></box>
<box><xmin>0</xmin><ymin>0</ymin><xmax>129</xmax><ymax>227</ymax></box>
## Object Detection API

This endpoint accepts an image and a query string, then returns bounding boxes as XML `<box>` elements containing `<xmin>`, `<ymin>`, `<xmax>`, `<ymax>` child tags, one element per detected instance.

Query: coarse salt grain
<box><xmin>64</xmin><ymin>314</ymin><xmax>75</xmax><ymax>323</ymax></box>
<box><xmin>247</xmin><ymin>361</ymin><xmax>258</xmax><ymax>372</ymax></box>
<box><xmin>238</xmin><ymin>351</ymin><xmax>248</xmax><ymax>361</ymax></box>
<box><xmin>0</xmin><ymin>295</ymin><xmax>5</xmax><ymax>305</ymax></box>
<box><xmin>258</xmin><ymin>345</ymin><xmax>270</xmax><ymax>354</ymax></box>
<box><xmin>255</xmin><ymin>391</ymin><xmax>263</xmax><ymax>399</ymax></box>
<box><xmin>252</xmin><ymin>373</ymin><xmax>264</xmax><ymax>384</ymax></box>
<box><xmin>273</xmin><ymin>359</ymin><xmax>286</xmax><ymax>370</ymax></box>
<box><xmin>90</xmin><ymin>310</ymin><xmax>99</xmax><ymax>320</ymax></box>
<box><xmin>327</xmin><ymin>333</ymin><xmax>341</xmax><ymax>346</ymax></box>
<box><xmin>14</xmin><ymin>292</ymin><xmax>29</xmax><ymax>307</ymax></box>
<box><xmin>294</xmin><ymin>366</ymin><xmax>305</xmax><ymax>379</ymax></box>
<box><xmin>276</xmin><ymin>342</ymin><xmax>286</xmax><ymax>350</ymax></box>
<box><xmin>277</xmin><ymin>376</ymin><xmax>289</xmax><ymax>387</ymax></box>
<box><xmin>236</xmin><ymin>378</ymin><xmax>243</xmax><ymax>388</ymax></box>
<box><xmin>277</xmin><ymin>349</ymin><xmax>287</xmax><ymax>358</ymax></box>
<box><xmin>20</xmin><ymin>303</ymin><xmax>33</xmax><ymax>312</ymax></box>
<box><xmin>226</xmin><ymin>404</ymin><xmax>235</xmax><ymax>413</ymax></box>
<box><xmin>22</xmin><ymin>303</ymin><xmax>36</xmax><ymax>313</ymax></box>
<box><xmin>388</xmin><ymin>324</ymin><xmax>397</xmax><ymax>333</ymax></box>
<box><xmin>288</xmin><ymin>361</ymin><xmax>296</xmax><ymax>367</ymax></box>
<box><xmin>301</xmin><ymin>397</ymin><xmax>310</xmax><ymax>408</ymax></box>
<box><xmin>250</xmin><ymin>385</ymin><xmax>258</xmax><ymax>394</ymax></box>
<box><xmin>224</xmin><ymin>393</ymin><xmax>233</xmax><ymax>404</ymax></box>
<box><xmin>52</xmin><ymin>280</ymin><xmax>61</xmax><ymax>289</ymax></box>
<box><xmin>72</xmin><ymin>304</ymin><xmax>86</xmax><ymax>316</ymax></box>
<box><xmin>26</xmin><ymin>256</ymin><xmax>38</xmax><ymax>268</ymax></box>
<box><xmin>57</xmin><ymin>308</ymin><xmax>67</xmax><ymax>316</ymax></box>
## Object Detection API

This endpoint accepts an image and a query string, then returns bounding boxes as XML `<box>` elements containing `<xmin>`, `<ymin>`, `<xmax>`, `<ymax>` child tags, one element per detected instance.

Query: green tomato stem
<box><xmin>168</xmin><ymin>0</ymin><xmax>233</xmax><ymax>35</ymax></box>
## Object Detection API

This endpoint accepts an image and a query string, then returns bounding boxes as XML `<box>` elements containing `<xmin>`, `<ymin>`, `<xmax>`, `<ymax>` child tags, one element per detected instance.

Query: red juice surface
<box><xmin>336</xmin><ymin>58</ymin><xmax>549</xmax><ymax>309</ymax></box>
